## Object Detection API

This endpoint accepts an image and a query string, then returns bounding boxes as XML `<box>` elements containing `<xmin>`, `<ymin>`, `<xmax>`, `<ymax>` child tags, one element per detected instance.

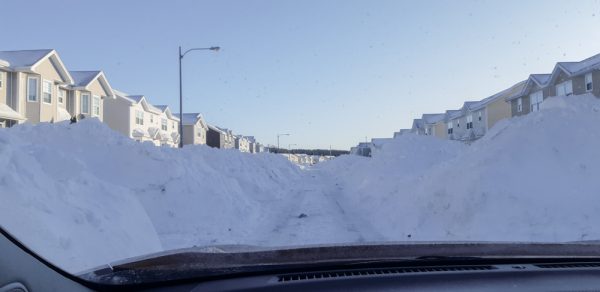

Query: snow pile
<box><xmin>0</xmin><ymin>120</ymin><xmax>301</xmax><ymax>273</ymax></box>
<box><xmin>319</xmin><ymin>93</ymin><xmax>600</xmax><ymax>242</ymax></box>
<box><xmin>2</xmin><ymin>93</ymin><xmax>600</xmax><ymax>274</ymax></box>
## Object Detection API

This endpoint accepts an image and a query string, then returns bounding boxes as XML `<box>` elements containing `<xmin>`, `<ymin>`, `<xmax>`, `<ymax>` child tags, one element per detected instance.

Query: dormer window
<box><xmin>447</xmin><ymin>121</ymin><xmax>453</xmax><ymax>134</ymax></box>
<box><xmin>466</xmin><ymin>115</ymin><xmax>473</xmax><ymax>129</ymax></box>
<box><xmin>517</xmin><ymin>98</ymin><xmax>523</xmax><ymax>112</ymax></box>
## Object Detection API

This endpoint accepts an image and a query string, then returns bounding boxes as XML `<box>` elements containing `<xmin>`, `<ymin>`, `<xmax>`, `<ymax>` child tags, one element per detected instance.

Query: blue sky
<box><xmin>4</xmin><ymin>0</ymin><xmax>600</xmax><ymax>149</ymax></box>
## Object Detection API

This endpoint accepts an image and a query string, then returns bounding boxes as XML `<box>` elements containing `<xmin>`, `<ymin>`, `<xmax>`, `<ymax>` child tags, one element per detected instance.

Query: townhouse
<box><xmin>179</xmin><ymin>113</ymin><xmax>208</xmax><ymax>146</ymax></box>
<box><xmin>507</xmin><ymin>54</ymin><xmax>600</xmax><ymax>117</ymax></box>
<box><xmin>68</xmin><ymin>71</ymin><xmax>114</xmax><ymax>121</ymax></box>
<box><xmin>506</xmin><ymin>74</ymin><xmax>552</xmax><ymax>117</ymax></box>
<box><xmin>409</xmin><ymin>119</ymin><xmax>425</xmax><ymax>135</ymax></box>
<box><xmin>207</xmin><ymin>125</ymin><xmax>235</xmax><ymax>149</ymax></box>
<box><xmin>421</xmin><ymin>113</ymin><xmax>446</xmax><ymax>139</ymax></box>
<box><xmin>0</xmin><ymin>49</ymin><xmax>74</xmax><ymax>126</ymax></box>
<box><xmin>234</xmin><ymin>135</ymin><xmax>250</xmax><ymax>152</ymax></box>
<box><xmin>104</xmin><ymin>90</ymin><xmax>180</xmax><ymax>147</ymax></box>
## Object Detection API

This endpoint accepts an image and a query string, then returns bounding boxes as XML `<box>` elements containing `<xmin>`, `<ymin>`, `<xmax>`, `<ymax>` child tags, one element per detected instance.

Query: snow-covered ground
<box><xmin>1</xmin><ymin>94</ymin><xmax>600</xmax><ymax>273</ymax></box>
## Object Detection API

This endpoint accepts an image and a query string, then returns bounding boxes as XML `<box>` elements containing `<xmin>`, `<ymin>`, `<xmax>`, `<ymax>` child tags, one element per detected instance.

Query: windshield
<box><xmin>2</xmin><ymin>0</ymin><xmax>600</xmax><ymax>285</ymax></box>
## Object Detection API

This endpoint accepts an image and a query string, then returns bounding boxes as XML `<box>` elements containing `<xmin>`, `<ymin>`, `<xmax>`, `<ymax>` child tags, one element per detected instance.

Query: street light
<box><xmin>276</xmin><ymin>133</ymin><xmax>290</xmax><ymax>153</ymax></box>
<box><xmin>178</xmin><ymin>45</ymin><xmax>220</xmax><ymax>148</ymax></box>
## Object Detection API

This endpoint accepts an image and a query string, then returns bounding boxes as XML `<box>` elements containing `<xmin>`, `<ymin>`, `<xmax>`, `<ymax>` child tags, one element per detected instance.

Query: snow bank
<box><xmin>0</xmin><ymin>119</ymin><xmax>301</xmax><ymax>273</ymax></box>
<box><xmin>2</xmin><ymin>93</ymin><xmax>600</xmax><ymax>273</ymax></box>
<box><xmin>319</xmin><ymin>93</ymin><xmax>600</xmax><ymax>242</ymax></box>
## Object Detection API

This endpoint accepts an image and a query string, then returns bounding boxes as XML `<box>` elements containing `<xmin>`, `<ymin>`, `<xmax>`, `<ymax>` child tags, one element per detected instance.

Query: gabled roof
<box><xmin>114</xmin><ymin>90</ymin><xmax>146</xmax><ymax>105</ymax></box>
<box><xmin>444</xmin><ymin>109</ymin><xmax>462</xmax><ymax>121</ymax></box>
<box><xmin>70</xmin><ymin>70</ymin><xmax>115</xmax><ymax>98</ymax></box>
<box><xmin>71</xmin><ymin>71</ymin><xmax>100</xmax><ymax>87</ymax></box>
<box><xmin>421</xmin><ymin>113</ymin><xmax>445</xmax><ymax>124</ymax></box>
<box><xmin>154</xmin><ymin>105</ymin><xmax>180</xmax><ymax>121</ymax></box>
<box><xmin>469</xmin><ymin>80</ymin><xmax>526</xmax><ymax>108</ymax></box>
<box><xmin>411</xmin><ymin>118</ymin><xmax>424</xmax><ymax>130</ymax></box>
<box><xmin>177</xmin><ymin>113</ymin><xmax>207</xmax><ymax>128</ymax></box>
<box><xmin>0</xmin><ymin>49</ymin><xmax>53</xmax><ymax>67</ymax></box>
<box><xmin>530</xmin><ymin>74</ymin><xmax>551</xmax><ymax>86</ymax></box>
<box><xmin>506</xmin><ymin>76</ymin><xmax>549</xmax><ymax>101</ymax></box>
<box><xmin>547</xmin><ymin>53</ymin><xmax>600</xmax><ymax>85</ymax></box>
<box><xmin>208</xmin><ymin>124</ymin><xmax>226</xmax><ymax>134</ymax></box>
<box><xmin>558</xmin><ymin>52</ymin><xmax>600</xmax><ymax>74</ymax></box>
<box><xmin>0</xmin><ymin>49</ymin><xmax>73</xmax><ymax>84</ymax></box>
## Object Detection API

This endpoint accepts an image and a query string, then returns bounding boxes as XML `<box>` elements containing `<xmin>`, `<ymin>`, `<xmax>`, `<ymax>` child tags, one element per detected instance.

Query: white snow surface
<box><xmin>1</xmin><ymin>94</ymin><xmax>600</xmax><ymax>273</ymax></box>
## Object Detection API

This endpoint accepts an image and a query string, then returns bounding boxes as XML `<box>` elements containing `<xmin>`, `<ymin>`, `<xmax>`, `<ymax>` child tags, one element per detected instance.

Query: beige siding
<box><xmin>24</xmin><ymin>74</ymin><xmax>40</xmax><ymax>123</ymax></box>
<box><xmin>486</xmin><ymin>97</ymin><xmax>511</xmax><ymax>130</ymax></box>
<box><xmin>433</xmin><ymin>121</ymin><xmax>447</xmax><ymax>139</ymax></box>
<box><xmin>103</xmin><ymin>96</ymin><xmax>132</xmax><ymax>137</ymax></box>
<box><xmin>182</xmin><ymin>125</ymin><xmax>196</xmax><ymax>145</ymax></box>
<box><xmin>35</xmin><ymin>58</ymin><xmax>64</xmax><ymax>82</ymax></box>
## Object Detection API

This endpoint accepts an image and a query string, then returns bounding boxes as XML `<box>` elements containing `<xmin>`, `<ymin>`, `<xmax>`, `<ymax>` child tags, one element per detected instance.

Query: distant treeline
<box><xmin>268</xmin><ymin>148</ymin><xmax>349</xmax><ymax>156</ymax></box>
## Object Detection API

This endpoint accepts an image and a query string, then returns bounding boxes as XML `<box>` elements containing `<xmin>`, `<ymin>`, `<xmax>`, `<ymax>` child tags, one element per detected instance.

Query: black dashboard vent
<box><xmin>535</xmin><ymin>262</ymin><xmax>600</xmax><ymax>269</ymax></box>
<box><xmin>278</xmin><ymin>265</ymin><xmax>495</xmax><ymax>282</ymax></box>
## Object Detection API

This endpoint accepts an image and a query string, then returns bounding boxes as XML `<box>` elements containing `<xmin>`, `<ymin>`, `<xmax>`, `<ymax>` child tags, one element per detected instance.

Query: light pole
<box><xmin>276</xmin><ymin>133</ymin><xmax>290</xmax><ymax>153</ymax></box>
<box><xmin>179</xmin><ymin>45</ymin><xmax>220</xmax><ymax>148</ymax></box>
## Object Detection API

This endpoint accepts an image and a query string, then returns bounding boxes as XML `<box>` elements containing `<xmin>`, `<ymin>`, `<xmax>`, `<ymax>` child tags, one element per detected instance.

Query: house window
<box><xmin>517</xmin><ymin>98</ymin><xmax>522</xmax><ymax>112</ymax></box>
<box><xmin>27</xmin><ymin>77</ymin><xmax>39</xmax><ymax>102</ymax></box>
<box><xmin>150</xmin><ymin>114</ymin><xmax>154</xmax><ymax>123</ymax></box>
<box><xmin>555</xmin><ymin>80</ymin><xmax>573</xmax><ymax>96</ymax></box>
<box><xmin>456</xmin><ymin>120</ymin><xmax>460</xmax><ymax>128</ymax></box>
<box><xmin>478</xmin><ymin>111</ymin><xmax>482</xmax><ymax>121</ymax></box>
<box><xmin>58</xmin><ymin>89</ymin><xmax>65</xmax><ymax>104</ymax></box>
<box><xmin>466</xmin><ymin>115</ymin><xmax>473</xmax><ymax>129</ymax></box>
<box><xmin>81</xmin><ymin>93</ymin><xmax>90</xmax><ymax>114</ymax></box>
<box><xmin>530</xmin><ymin>90</ymin><xmax>543</xmax><ymax>112</ymax></box>
<box><xmin>135</xmin><ymin>110</ymin><xmax>144</xmax><ymax>125</ymax></box>
<box><xmin>92</xmin><ymin>95</ymin><xmax>100</xmax><ymax>116</ymax></box>
<box><xmin>585</xmin><ymin>73</ymin><xmax>593</xmax><ymax>92</ymax></box>
<box><xmin>42</xmin><ymin>80</ymin><xmax>53</xmax><ymax>103</ymax></box>
<box><xmin>447</xmin><ymin>121</ymin><xmax>453</xmax><ymax>134</ymax></box>
<box><xmin>161</xmin><ymin>118</ymin><xmax>167</xmax><ymax>131</ymax></box>
<box><xmin>172</xmin><ymin>122</ymin><xmax>175</xmax><ymax>130</ymax></box>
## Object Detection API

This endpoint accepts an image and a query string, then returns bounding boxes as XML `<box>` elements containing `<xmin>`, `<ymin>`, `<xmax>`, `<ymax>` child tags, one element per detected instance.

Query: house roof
<box><xmin>530</xmin><ymin>74</ymin><xmax>551</xmax><ymax>86</ymax></box>
<box><xmin>176</xmin><ymin>113</ymin><xmax>207</xmax><ymax>128</ymax></box>
<box><xmin>70</xmin><ymin>71</ymin><xmax>101</xmax><ymax>87</ymax></box>
<box><xmin>69</xmin><ymin>70</ymin><xmax>115</xmax><ymax>98</ymax></box>
<box><xmin>444</xmin><ymin>109</ymin><xmax>462</xmax><ymax>121</ymax></box>
<box><xmin>208</xmin><ymin>124</ymin><xmax>226</xmax><ymax>134</ymax></box>
<box><xmin>411</xmin><ymin>119</ymin><xmax>424</xmax><ymax>130</ymax></box>
<box><xmin>471</xmin><ymin>79</ymin><xmax>527</xmax><ymax>107</ymax></box>
<box><xmin>421</xmin><ymin>113</ymin><xmax>445</xmax><ymax>124</ymax></box>
<box><xmin>545</xmin><ymin>53</ymin><xmax>600</xmax><ymax>86</ymax></box>
<box><xmin>0</xmin><ymin>49</ymin><xmax>73</xmax><ymax>84</ymax></box>
<box><xmin>0</xmin><ymin>59</ymin><xmax>9</xmax><ymax>67</ymax></box>
<box><xmin>155</xmin><ymin>105</ymin><xmax>179</xmax><ymax>121</ymax></box>
<box><xmin>0</xmin><ymin>49</ymin><xmax>53</xmax><ymax>67</ymax></box>
<box><xmin>558</xmin><ymin>52</ymin><xmax>600</xmax><ymax>75</ymax></box>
